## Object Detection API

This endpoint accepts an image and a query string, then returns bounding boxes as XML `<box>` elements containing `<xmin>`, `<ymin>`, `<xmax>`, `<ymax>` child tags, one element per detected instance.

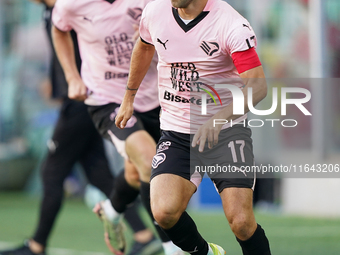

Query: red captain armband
<box><xmin>231</xmin><ymin>47</ymin><xmax>262</xmax><ymax>74</ymax></box>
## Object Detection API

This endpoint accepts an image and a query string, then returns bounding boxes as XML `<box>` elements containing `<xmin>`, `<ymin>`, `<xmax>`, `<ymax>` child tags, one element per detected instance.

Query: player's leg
<box><xmin>89</xmin><ymin>104</ymin><xmax>176</xmax><ymax>253</ymax></box>
<box><xmin>79</xmin><ymin>130</ymin><xmax>141</xmax><ymax>227</ymax></box>
<box><xmin>78</xmin><ymin>128</ymin><xmax>115</xmax><ymax>197</ymax></box>
<box><xmin>150</xmin><ymin>174</ymin><xmax>201</xmax><ymax>251</ymax></box>
<box><xmin>119</xmin><ymin>161</ymin><xmax>163</xmax><ymax>255</ymax></box>
<box><xmin>88</xmin><ymin>103</ymin><xmax>162</xmax><ymax>254</ymax></box>
<box><xmin>149</xmin><ymin>131</ymin><xmax>223</xmax><ymax>255</ymax></box>
<box><xmin>87</xmin><ymin>154</ymin><xmax>161</xmax><ymax>255</ymax></box>
<box><xmin>29</xmin><ymin>150</ymin><xmax>74</xmax><ymax>253</ymax></box>
<box><xmin>132</xmin><ymin>108</ymin><xmax>186</xmax><ymax>253</ymax></box>
<box><xmin>88</xmin><ymin>103</ymin><xmax>144</xmax><ymax>216</ymax></box>
<box><xmin>79</xmin><ymin>127</ymin><xmax>140</xmax><ymax>214</ymax></box>
<box><xmin>90</xmin><ymin>152</ymin><xmax>143</xmax><ymax>254</ymax></box>
<box><xmin>124</xmin><ymin>159</ymin><xmax>141</xmax><ymax>189</ymax></box>
<box><xmin>209</xmin><ymin>125</ymin><xmax>271</xmax><ymax>255</ymax></box>
<box><xmin>125</xmin><ymin>128</ymin><xmax>181</xmax><ymax>252</ymax></box>
<box><xmin>125</xmin><ymin>130</ymin><xmax>155</xmax><ymax>182</ymax></box>
<box><xmin>80</xmin><ymin>132</ymin><xmax>161</xmax><ymax>255</ymax></box>
<box><xmin>220</xmin><ymin>188</ymin><xmax>271</xmax><ymax>255</ymax></box>
<box><xmin>123</xmin><ymin>201</ymin><xmax>163</xmax><ymax>255</ymax></box>
<box><xmin>31</xmin><ymin>101</ymin><xmax>93</xmax><ymax>252</ymax></box>
<box><xmin>0</xmin><ymin>100</ymin><xmax>91</xmax><ymax>255</ymax></box>
<box><xmin>152</xmin><ymin>175</ymin><xmax>223</xmax><ymax>255</ymax></box>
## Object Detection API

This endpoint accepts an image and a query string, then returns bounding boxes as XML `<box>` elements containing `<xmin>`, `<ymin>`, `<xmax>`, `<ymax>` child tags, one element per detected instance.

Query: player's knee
<box><xmin>138</xmin><ymin>167</ymin><xmax>152</xmax><ymax>183</ymax></box>
<box><xmin>152</xmin><ymin>204</ymin><xmax>181</xmax><ymax>229</ymax></box>
<box><xmin>125</xmin><ymin>131</ymin><xmax>155</xmax><ymax>177</ymax></box>
<box><xmin>228</xmin><ymin>214</ymin><xmax>253</xmax><ymax>240</ymax></box>
<box><xmin>134</xmin><ymin>154</ymin><xmax>153</xmax><ymax>182</ymax></box>
<box><xmin>124</xmin><ymin>170</ymin><xmax>141</xmax><ymax>189</ymax></box>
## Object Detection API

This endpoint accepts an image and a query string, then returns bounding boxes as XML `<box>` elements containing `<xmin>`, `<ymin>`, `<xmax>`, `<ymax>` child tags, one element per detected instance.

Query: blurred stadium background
<box><xmin>0</xmin><ymin>0</ymin><xmax>340</xmax><ymax>254</ymax></box>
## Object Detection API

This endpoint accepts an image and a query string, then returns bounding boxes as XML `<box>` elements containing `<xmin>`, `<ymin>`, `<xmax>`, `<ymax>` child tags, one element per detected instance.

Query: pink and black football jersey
<box><xmin>140</xmin><ymin>0</ymin><xmax>260</xmax><ymax>133</ymax></box>
<box><xmin>53</xmin><ymin>0</ymin><xmax>159</xmax><ymax>112</ymax></box>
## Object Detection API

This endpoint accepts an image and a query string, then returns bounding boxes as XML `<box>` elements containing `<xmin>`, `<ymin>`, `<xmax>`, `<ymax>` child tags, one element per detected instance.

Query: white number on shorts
<box><xmin>228</xmin><ymin>140</ymin><xmax>246</xmax><ymax>163</ymax></box>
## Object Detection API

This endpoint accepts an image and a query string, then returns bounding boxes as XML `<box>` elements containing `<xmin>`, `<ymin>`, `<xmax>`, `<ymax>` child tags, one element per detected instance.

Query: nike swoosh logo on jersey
<box><xmin>157</xmin><ymin>38</ymin><xmax>169</xmax><ymax>50</ymax></box>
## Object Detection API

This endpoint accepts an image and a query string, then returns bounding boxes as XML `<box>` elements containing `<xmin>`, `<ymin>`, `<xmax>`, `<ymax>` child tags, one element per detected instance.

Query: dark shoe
<box><xmin>0</xmin><ymin>241</ymin><xmax>46</xmax><ymax>255</ymax></box>
<box><xmin>127</xmin><ymin>236</ymin><xmax>163</xmax><ymax>255</ymax></box>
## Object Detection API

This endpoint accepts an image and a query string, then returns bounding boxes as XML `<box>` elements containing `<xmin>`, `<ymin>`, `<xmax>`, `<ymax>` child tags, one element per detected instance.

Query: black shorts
<box><xmin>151</xmin><ymin>125</ymin><xmax>255</xmax><ymax>193</ymax></box>
<box><xmin>88</xmin><ymin>103</ymin><xmax>161</xmax><ymax>158</ymax></box>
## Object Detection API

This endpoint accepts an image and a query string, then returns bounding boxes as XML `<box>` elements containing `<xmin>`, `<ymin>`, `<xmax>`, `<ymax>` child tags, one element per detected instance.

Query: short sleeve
<box><xmin>139</xmin><ymin>4</ymin><xmax>153</xmax><ymax>45</ymax></box>
<box><xmin>52</xmin><ymin>0</ymin><xmax>73</xmax><ymax>32</ymax></box>
<box><xmin>225</xmin><ymin>19</ymin><xmax>257</xmax><ymax>55</ymax></box>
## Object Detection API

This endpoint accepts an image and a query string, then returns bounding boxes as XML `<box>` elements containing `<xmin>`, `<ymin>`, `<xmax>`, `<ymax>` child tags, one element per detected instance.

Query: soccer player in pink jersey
<box><xmin>116</xmin><ymin>0</ymin><xmax>272</xmax><ymax>254</ymax></box>
<box><xmin>51</xmin><ymin>0</ymin><xmax>183</xmax><ymax>254</ymax></box>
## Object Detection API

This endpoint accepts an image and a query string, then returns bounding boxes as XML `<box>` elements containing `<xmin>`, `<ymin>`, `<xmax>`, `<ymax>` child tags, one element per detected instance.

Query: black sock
<box><xmin>162</xmin><ymin>211</ymin><xmax>208</xmax><ymax>255</ymax></box>
<box><xmin>124</xmin><ymin>199</ymin><xmax>147</xmax><ymax>233</ymax></box>
<box><xmin>109</xmin><ymin>171</ymin><xmax>139</xmax><ymax>213</ymax></box>
<box><xmin>236</xmin><ymin>224</ymin><xmax>271</xmax><ymax>255</ymax></box>
<box><xmin>140</xmin><ymin>181</ymin><xmax>171</xmax><ymax>242</ymax></box>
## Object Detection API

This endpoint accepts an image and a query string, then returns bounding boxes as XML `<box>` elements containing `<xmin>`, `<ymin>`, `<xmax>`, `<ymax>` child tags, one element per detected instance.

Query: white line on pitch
<box><xmin>0</xmin><ymin>241</ymin><xmax>110</xmax><ymax>255</ymax></box>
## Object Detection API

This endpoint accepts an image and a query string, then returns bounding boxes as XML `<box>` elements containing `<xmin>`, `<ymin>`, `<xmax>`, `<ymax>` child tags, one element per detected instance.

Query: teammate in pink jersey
<box><xmin>116</xmin><ymin>0</ymin><xmax>272</xmax><ymax>254</ymax></box>
<box><xmin>51</xmin><ymin>0</ymin><xmax>183</xmax><ymax>254</ymax></box>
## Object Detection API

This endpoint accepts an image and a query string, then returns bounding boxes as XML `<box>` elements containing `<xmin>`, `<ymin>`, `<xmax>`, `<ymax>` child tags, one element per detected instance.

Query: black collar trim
<box><xmin>105</xmin><ymin>0</ymin><xmax>115</xmax><ymax>4</ymax></box>
<box><xmin>172</xmin><ymin>8</ymin><xmax>209</xmax><ymax>33</ymax></box>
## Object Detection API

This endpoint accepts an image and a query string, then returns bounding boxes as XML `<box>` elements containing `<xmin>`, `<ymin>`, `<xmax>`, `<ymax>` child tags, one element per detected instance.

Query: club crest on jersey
<box><xmin>152</xmin><ymin>153</ymin><xmax>166</xmax><ymax>169</ymax></box>
<box><xmin>200</xmin><ymin>41</ymin><xmax>219</xmax><ymax>56</ymax></box>
<box><xmin>157</xmin><ymin>141</ymin><xmax>171</xmax><ymax>153</ymax></box>
<box><xmin>127</xmin><ymin>8</ymin><xmax>142</xmax><ymax>21</ymax></box>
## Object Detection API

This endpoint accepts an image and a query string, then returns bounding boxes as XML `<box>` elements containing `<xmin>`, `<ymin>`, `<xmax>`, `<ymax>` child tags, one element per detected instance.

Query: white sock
<box><xmin>162</xmin><ymin>241</ymin><xmax>181</xmax><ymax>255</ymax></box>
<box><xmin>102</xmin><ymin>199</ymin><xmax>121</xmax><ymax>223</ymax></box>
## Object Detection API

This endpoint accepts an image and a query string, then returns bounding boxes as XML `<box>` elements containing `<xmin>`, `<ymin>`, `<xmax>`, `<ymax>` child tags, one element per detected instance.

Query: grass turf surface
<box><xmin>0</xmin><ymin>192</ymin><xmax>340</xmax><ymax>255</ymax></box>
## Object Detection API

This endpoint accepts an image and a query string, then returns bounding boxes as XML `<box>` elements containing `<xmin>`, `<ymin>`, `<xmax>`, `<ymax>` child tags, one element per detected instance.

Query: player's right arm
<box><xmin>115</xmin><ymin>38</ymin><xmax>155</xmax><ymax>129</ymax></box>
<box><xmin>52</xmin><ymin>25</ymin><xmax>87</xmax><ymax>101</ymax></box>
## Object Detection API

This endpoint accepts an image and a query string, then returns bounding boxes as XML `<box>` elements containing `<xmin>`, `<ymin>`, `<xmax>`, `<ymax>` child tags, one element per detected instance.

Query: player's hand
<box><xmin>115</xmin><ymin>101</ymin><xmax>134</xmax><ymax>129</ymax></box>
<box><xmin>191</xmin><ymin>117</ymin><xmax>224</xmax><ymax>152</ymax></box>
<box><xmin>68</xmin><ymin>77</ymin><xmax>88</xmax><ymax>101</ymax></box>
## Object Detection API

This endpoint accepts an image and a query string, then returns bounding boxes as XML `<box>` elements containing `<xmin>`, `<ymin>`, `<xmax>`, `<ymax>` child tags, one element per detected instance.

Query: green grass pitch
<box><xmin>0</xmin><ymin>192</ymin><xmax>340</xmax><ymax>255</ymax></box>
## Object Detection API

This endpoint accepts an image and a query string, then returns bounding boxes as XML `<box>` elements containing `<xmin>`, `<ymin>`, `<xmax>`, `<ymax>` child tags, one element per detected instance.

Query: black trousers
<box><xmin>32</xmin><ymin>99</ymin><xmax>145</xmax><ymax>246</ymax></box>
